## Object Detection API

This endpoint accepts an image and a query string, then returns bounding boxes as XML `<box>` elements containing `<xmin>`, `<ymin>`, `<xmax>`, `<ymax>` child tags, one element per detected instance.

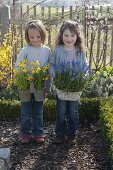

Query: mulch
<box><xmin>0</xmin><ymin>120</ymin><xmax>112</xmax><ymax>170</ymax></box>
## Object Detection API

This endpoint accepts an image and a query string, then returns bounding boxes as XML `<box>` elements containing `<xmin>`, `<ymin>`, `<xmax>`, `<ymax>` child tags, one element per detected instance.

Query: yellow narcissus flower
<box><xmin>23</xmin><ymin>69</ymin><xmax>28</xmax><ymax>73</ymax></box>
<box><xmin>0</xmin><ymin>76</ymin><xmax>3</xmax><ymax>81</ymax></box>
<box><xmin>14</xmin><ymin>59</ymin><xmax>30</xmax><ymax>90</ymax></box>
<box><xmin>43</xmin><ymin>75</ymin><xmax>49</xmax><ymax>80</ymax></box>
<box><xmin>30</xmin><ymin>62</ymin><xmax>50</xmax><ymax>90</ymax></box>
<box><xmin>36</xmin><ymin>67</ymin><xmax>41</xmax><ymax>73</ymax></box>
<box><xmin>30</xmin><ymin>62</ymin><xmax>35</xmax><ymax>66</ymax></box>
<box><xmin>27</xmin><ymin>76</ymin><xmax>33</xmax><ymax>81</ymax></box>
<box><xmin>31</xmin><ymin>68</ymin><xmax>36</xmax><ymax>74</ymax></box>
<box><xmin>21</xmin><ymin>59</ymin><xmax>27</xmax><ymax>63</ymax></box>
<box><xmin>42</xmin><ymin>68</ymin><xmax>46</xmax><ymax>73</ymax></box>
<box><xmin>44</xmin><ymin>65</ymin><xmax>49</xmax><ymax>70</ymax></box>
<box><xmin>42</xmin><ymin>64</ymin><xmax>50</xmax><ymax>73</ymax></box>
<box><xmin>18</xmin><ymin>59</ymin><xmax>27</xmax><ymax>68</ymax></box>
<box><xmin>36</xmin><ymin>60</ymin><xmax>40</xmax><ymax>65</ymax></box>
<box><xmin>18</xmin><ymin>62</ymin><xmax>26</xmax><ymax>68</ymax></box>
<box><xmin>13</xmin><ymin>70</ymin><xmax>19</xmax><ymax>76</ymax></box>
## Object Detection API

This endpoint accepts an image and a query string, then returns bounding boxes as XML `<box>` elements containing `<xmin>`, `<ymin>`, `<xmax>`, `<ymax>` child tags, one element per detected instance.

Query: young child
<box><xmin>50</xmin><ymin>20</ymin><xmax>88</xmax><ymax>145</ymax></box>
<box><xmin>15</xmin><ymin>20</ymin><xmax>51</xmax><ymax>144</ymax></box>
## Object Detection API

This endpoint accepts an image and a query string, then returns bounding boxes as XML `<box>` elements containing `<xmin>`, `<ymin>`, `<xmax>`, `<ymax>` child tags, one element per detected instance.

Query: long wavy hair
<box><xmin>56</xmin><ymin>20</ymin><xmax>86</xmax><ymax>52</ymax></box>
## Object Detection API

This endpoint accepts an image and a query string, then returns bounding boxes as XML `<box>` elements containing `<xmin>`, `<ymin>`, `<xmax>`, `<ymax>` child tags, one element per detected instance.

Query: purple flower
<box><xmin>76</xmin><ymin>74</ymin><xmax>81</xmax><ymax>78</ymax></box>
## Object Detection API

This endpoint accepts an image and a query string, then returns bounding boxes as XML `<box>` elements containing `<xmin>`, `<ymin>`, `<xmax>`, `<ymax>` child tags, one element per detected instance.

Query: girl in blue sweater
<box><xmin>51</xmin><ymin>20</ymin><xmax>88</xmax><ymax>144</ymax></box>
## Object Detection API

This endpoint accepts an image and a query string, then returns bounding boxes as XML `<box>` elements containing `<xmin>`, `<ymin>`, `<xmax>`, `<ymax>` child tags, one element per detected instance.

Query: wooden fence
<box><xmin>3</xmin><ymin>3</ymin><xmax>113</xmax><ymax>71</ymax></box>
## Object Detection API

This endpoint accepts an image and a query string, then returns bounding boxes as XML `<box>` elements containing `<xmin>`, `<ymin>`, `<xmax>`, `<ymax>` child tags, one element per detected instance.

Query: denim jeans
<box><xmin>55</xmin><ymin>97</ymin><xmax>79</xmax><ymax>138</ymax></box>
<box><xmin>20</xmin><ymin>94</ymin><xmax>43</xmax><ymax>137</ymax></box>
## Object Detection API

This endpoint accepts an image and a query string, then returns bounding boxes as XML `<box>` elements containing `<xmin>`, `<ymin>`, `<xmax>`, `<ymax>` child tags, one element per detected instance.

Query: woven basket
<box><xmin>56</xmin><ymin>88</ymin><xmax>82</xmax><ymax>101</ymax></box>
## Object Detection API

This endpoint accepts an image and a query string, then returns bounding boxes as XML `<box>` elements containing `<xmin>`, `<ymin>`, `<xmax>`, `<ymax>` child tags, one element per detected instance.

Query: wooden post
<box><xmin>84</xmin><ymin>7</ymin><xmax>88</xmax><ymax>45</ymax></box>
<box><xmin>103</xmin><ymin>26</ymin><xmax>108</xmax><ymax>66</ymax></box>
<box><xmin>89</xmin><ymin>31</ymin><xmax>94</xmax><ymax>72</ymax></box>
<box><xmin>27</xmin><ymin>5</ymin><xmax>29</xmax><ymax>19</ymax></box>
<box><xmin>110</xmin><ymin>26</ymin><xmax>113</xmax><ymax>66</ymax></box>
<box><xmin>20</xmin><ymin>4</ymin><xmax>23</xmax><ymax>48</ymax></box>
<box><xmin>48</xmin><ymin>7</ymin><xmax>51</xmax><ymax>47</ymax></box>
<box><xmin>96</xmin><ymin>24</ymin><xmax>101</xmax><ymax>70</ymax></box>
<box><xmin>1</xmin><ymin>5</ymin><xmax>10</xmax><ymax>41</ymax></box>
<box><xmin>41</xmin><ymin>6</ymin><xmax>44</xmax><ymax>20</ymax></box>
<box><xmin>70</xmin><ymin>6</ymin><xmax>72</xmax><ymax>19</ymax></box>
<box><xmin>33</xmin><ymin>6</ymin><xmax>36</xmax><ymax>19</ymax></box>
<box><xmin>62</xmin><ymin>6</ymin><xmax>64</xmax><ymax>19</ymax></box>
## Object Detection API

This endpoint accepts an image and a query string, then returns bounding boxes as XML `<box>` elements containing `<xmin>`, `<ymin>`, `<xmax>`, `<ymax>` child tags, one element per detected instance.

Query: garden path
<box><xmin>0</xmin><ymin>120</ymin><xmax>112</xmax><ymax>170</ymax></box>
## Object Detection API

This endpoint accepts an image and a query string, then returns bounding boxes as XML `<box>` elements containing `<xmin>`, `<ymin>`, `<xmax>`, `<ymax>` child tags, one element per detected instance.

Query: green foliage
<box><xmin>80</xmin><ymin>97</ymin><xmax>100</xmax><ymax>124</ymax></box>
<box><xmin>0</xmin><ymin>100</ymin><xmax>20</xmax><ymax>120</ymax></box>
<box><xmin>31</xmin><ymin>63</ymin><xmax>50</xmax><ymax>90</ymax></box>
<box><xmin>14</xmin><ymin>59</ymin><xmax>30</xmax><ymax>90</ymax></box>
<box><xmin>53</xmin><ymin>61</ymin><xmax>89</xmax><ymax>92</ymax></box>
<box><xmin>99</xmin><ymin>97</ymin><xmax>113</xmax><ymax>163</ymax></box>
<box><xmin>83</xmin><ymin>66</ymin><xmax>113</xmax><ymax>97</ymax></box>
<box><xmin>0</xmin><ymin>85</ymin><xmax>19</xmax><ymax>100</ymax></box>
<box><xmin>44</xmin><ymin>99</ymin><xmax>56</xmax><ymax>121</ymax></box>
<box><xmin>0</xmin><ymin>98</ymin><xmax>101</xmax><ymax>123</ymax></box>
<box><xmin>0</xmin><ymin>99</ymin><xmax>56</xmax><ymax>121</ymax></box>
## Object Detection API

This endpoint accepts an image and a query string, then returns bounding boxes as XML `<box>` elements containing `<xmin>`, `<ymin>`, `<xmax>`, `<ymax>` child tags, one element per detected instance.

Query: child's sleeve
<box><xmin>49</xmin><ymin>48</ymin><xmax>57</xmax><ymax>79</ymax></box>
<box><xmin>82</xmin><ymin>52</ymin><xmax>89</xmax><ymax>75</ymax></box>
<box><xmin>14</xmin><ymin>47</ymin><xmax>27</xmax><ymax>69</ymax></box>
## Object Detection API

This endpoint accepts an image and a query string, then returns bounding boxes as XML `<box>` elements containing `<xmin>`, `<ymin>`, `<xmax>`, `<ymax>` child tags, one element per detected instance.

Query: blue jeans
<box><xmin>55</xmin><ymin>98</ymin><xmax>79</xmax><ymax>138</ymax></box>
<box><xmin>20</xmin><ymin>94</ymin><xmax>43</xmax><ymax>137</ymax></box>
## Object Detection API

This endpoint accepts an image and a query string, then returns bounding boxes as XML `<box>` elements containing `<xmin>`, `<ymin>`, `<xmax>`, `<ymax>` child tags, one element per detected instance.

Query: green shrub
<box><xmin>0</xmin><ymin>85</ymin><xmax>19</xmax><ymax>100</ymax></box>
<box><xmin>99</xmin><ymin>97</ymin><xmax>113</xmax><ymax>163</ymax></box>
<box><xmin>0</xmin><ymin>100</ymin><xmax>20</xmax><ymax>120</ymax></box>
<box><xmin>83</xmin><ymin>66</ymin><xmax>113</xmax><ymax>98</ymax></box>
<box><xmin>44</xmin><ymin>99</ymin><xmax>56</xmax><ymax>121</ymax></box>
<box><xmin>0</xmin><ymin>98</ymin><xmax>101</xmax><ymax>123</ymax></box>
<box><xmin>80</xmin><ymin>98</ymin><xmax>100</xmax><ymax>124</ymax></box>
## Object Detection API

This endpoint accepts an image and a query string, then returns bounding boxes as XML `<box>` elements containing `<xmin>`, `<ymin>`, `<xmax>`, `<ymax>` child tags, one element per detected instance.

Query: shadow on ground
<box><xmin>0</xmin><ymin>120</ymin><xmax>112</xmax><ymax>170</ymax></box>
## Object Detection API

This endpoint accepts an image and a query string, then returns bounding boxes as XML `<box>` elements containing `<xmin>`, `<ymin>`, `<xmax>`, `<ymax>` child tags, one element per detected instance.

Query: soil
<box><xmin>0</xmin><ymin>120</ymin><xmax>112</xmax><ymax>170</ymax></box>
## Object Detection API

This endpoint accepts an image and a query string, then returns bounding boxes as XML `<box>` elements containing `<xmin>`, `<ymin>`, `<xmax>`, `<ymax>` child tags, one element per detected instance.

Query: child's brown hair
<box><xmin>25</xmin><ymin>20</ymin><xmax>47</xmax><ymax>45</ymax></box>
<box><xmin>56</xmin><ymin>20</ymin><xmax>86</xmax><ymax>52</ymax></box>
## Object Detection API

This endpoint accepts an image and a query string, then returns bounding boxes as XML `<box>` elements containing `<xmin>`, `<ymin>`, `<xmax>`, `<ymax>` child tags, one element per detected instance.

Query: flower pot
<box><xmin>19</xmin><ymin>90</ymin><xmax>31</xmax><ymax>102</ymax></box>
<box><xmin>56</xmin><ymin>88</ymin><xmax>82</xmax><ymax>101</ymax></box>
<box><xmin>30</xmin><ymin>82</ymin><xmax>35</xmax><ymax>93</ymax></box>
<box><xmin>34</xmin><ymin>89</ymin><xmax>45</xmax><ymax>101</ymax></box>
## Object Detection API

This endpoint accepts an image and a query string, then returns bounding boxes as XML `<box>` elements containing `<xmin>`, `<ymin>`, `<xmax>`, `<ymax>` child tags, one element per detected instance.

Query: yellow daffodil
<box><xmin>27</xmin><ymin>76</ymin><xmax>33</xmax><ymax>81</ymax></box>
<box><xmin>14</xmin><ymin>70</ymin><xmax>19</xmax><ymax>76</ymax></box>
<box><xmin>31</xmin><ymin>68</ymin><xmax>36</xmax><ymax>74</ymax></box>
<box><xmin>36</xmin><ymin>67</ymin><xmax>41</xmax><ymax>73</ymax></box>
<box><xmin>43</xmin><ymin>75</ymin><xmax>49</xmax><ymax>80</ymax></box>
<box><xmin>18</xmin><ymin>62</ymin><xmax>26</xmax><ymax>68</ymax></box>
<box><xmin>29</xmin><ymin>61</ymin><xmax>50</xmax><ymax>90</ymax></box>
<box><xmin>23</xmin><ymin>69</ymin><xmax>28</xmax><ymax>73</ymax></box>
<box><xmin>30</xmin><ymin>62</ymin><xmax>35</xmax><ymax>66</ymax></box>
<box><xmin>36</xmin><ymin>60</ymin><xmax>40</xmax><ymax>65</ymax></box>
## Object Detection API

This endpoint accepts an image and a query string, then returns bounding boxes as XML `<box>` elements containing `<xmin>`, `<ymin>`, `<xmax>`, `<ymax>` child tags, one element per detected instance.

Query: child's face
<box><xmin>28</xmin><ymin>28</ymin><xmax>42</xmax><ymax>47</ymax></box>
<box><xmin>62</xmin><ymin>29</ymin><xmax>77</xmax><ymax>49</ymax></box>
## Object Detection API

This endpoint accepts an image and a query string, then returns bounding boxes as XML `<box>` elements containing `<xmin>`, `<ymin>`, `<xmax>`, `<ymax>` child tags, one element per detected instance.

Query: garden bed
<box><xmin>0</xmin><ymin>120</ymin><xmax>112</xmax><ymax>170</ymax></box>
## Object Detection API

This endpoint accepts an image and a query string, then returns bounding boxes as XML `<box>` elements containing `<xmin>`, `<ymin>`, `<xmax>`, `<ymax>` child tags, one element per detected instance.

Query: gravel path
<box><xmin>0</xmin><ymin>120</ymin><xmax>112</xmax><ymax>170</ymax></box>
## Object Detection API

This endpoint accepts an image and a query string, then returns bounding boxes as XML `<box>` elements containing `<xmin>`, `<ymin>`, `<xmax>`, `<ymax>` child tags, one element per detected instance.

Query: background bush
<box><xmin>0</xmin><ymin>98</ymin><xmax>101</xmax><ymax>123</ymax></box>
<box><xmin>82</xmin><ymin>66</ymin><xmax>113</xmax><ymax>98</ymax></box>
